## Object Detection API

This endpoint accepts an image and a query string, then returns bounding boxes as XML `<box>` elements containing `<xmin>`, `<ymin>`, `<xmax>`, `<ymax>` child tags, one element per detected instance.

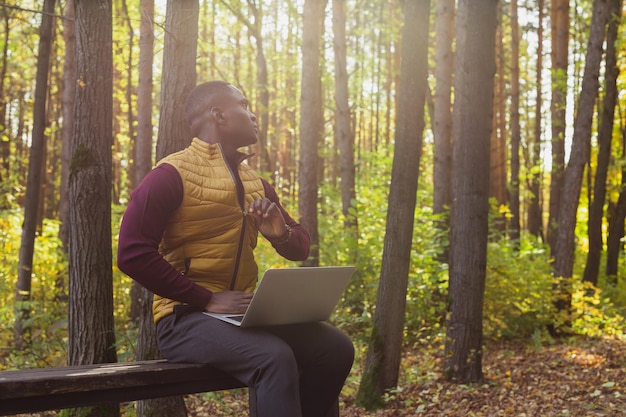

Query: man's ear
<box><xmin>210</xmin><ymin>106</ymin><xmax>225</xmax><ymax>124</ymax></box>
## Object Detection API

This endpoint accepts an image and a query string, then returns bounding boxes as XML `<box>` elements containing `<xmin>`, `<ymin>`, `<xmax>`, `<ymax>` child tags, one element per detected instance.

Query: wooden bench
<box><xmin>0</xmin><ymin>359</ymin><xmax>246</xmax><ymax>416</ymax></box>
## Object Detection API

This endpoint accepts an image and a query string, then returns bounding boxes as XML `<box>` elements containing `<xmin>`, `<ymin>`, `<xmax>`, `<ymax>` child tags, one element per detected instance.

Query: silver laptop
<box><xmin>203</xmin><ymin>266</ymin><xmax>355</xmax><ymax>327</ymax></box>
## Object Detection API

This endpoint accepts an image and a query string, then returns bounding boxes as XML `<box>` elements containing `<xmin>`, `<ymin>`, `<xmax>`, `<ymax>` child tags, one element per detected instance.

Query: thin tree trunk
<box><xmin>606</xmin><ymin>130</ymin><xmax>626</xmax><ymax>282</ymax></box>
<box><xmin>0</xmin><ymin>9</ymin><xmax>9</xmax><ymax>180</ymax></box>
<box><xmin>433</xmin><ymin>0</ymin><xmax>454</xmax><ymax>215</ymax></box>
<box><xmin>551</xmin><ymin>0</ymin><xmax>611</xmax><ymax>333</ymax></box>
<box><xmin>120</xmin><ymin>0</ymin><xmax>136</xmax><ymax>202</ymax></box>
<box><xmin>509</xmin><ymin>0</ymin><xmax>521</xmax><ymax>242</ymax></box>
<box><xmin>131</xmin><ymin>0</ymin><xmax>155</xmax><ymax>327</ymax></box>
<box><xmin>547</xmin><ymin>0</ymin><xmax>570</xmax><ymax>250</ymax></box>
<box><xmin>490</xmin><ymin>5</ymin><xmax>507</xmax><ymax>213</ymax></box>
<box><xmin>59</xmin><ymin>0</ymin><xmax>75</xmax><ymax>252</ymax></box>
<box><xmin>332</xmin><ymin>0</ymin><xmax>357</xmax><ymax>248</ymax></box>
<box><xmin>582</xmin><ymin>0</ymin><xmax>621</xmax><ymax>286</ymax></box>
<box><xmin>138</xmin><ymin>2</ymin><xmax>198</xmax><ymax>416</ymax></box>
<box><xmin>356</xmin><ymin>0</ymin><xmax>430</xmax><ymax>409</ymax></box>
<box><xmin>14</xmin><ymin>0</ymin><xmax>56</xmax><ymax>350</ymax></box>
<box><xmin>433</xmin><ymin>0</ymin><xmax>454</xmax><ymax>262</ymax></box>
<box><xmin>218</xmin><ymin>1</ymin><xmax>270</xmax><ymax>172</ymax></box>
<box><xmin>156</xmin><ymin>0</ymin><xmax>199</xmax><ymax>160</ymax></box>
<box><xmin>444</xmin><ymin>0</ymin><xmax>498</xmax><ymax>384</ymax></box>
<box><xmin>527</xmin><ymin>0</ymin><xmax>544</xmax><ymax>238</ymax></box>
<box><xmin>298</xmin><ymin>0</ymin><xmax>327</xmax><ymax>267</ymax></box>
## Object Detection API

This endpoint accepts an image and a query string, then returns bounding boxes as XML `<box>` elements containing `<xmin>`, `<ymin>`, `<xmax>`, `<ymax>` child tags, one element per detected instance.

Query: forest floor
<box><xmin>184</xmin><ymin>336</ymin><xmax>626</xmax><ymax>417</ymax></box>
<box><xmin>16</xmin><ymin>335</ymin><xmax>626</xmax><ymax>417</ymax></box>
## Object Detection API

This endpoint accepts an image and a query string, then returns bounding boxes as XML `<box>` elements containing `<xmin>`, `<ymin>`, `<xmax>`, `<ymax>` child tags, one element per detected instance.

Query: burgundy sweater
<box><xmin>117</xmin><ymin>163</ymin><xmax>310</xmax><ymax>310</ymax></box>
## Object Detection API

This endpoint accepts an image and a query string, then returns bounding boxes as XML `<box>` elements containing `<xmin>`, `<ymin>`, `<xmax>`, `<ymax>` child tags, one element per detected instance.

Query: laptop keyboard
<box><xmin>227</xmin><ymin>315</ymin><xmax>245</xmax><ymax>322</ymax></box>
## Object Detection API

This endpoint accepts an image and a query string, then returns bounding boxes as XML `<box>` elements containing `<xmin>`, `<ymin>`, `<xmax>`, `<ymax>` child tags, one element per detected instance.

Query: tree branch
<box><xmin>0</xmin><ymin>3</ymin><xmax>73</xmax><ymax>20</ymax></box>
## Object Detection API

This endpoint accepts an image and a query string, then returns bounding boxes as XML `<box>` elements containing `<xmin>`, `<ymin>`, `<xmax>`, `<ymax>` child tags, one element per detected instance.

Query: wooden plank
<box><xmin>0</xmin><ymin>360</ymin><xmax>246</xmax><ymax>415</ymax></box>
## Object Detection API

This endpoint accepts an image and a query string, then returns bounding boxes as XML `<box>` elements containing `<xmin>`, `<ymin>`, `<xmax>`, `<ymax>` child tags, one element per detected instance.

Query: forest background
<box><xmin>0</xmin><ymin>0</ymin><xmax>626</xmax><ymax>416</ymax></box>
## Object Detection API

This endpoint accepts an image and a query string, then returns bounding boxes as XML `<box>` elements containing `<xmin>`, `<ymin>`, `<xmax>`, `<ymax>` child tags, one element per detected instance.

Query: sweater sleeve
<box><xmin>117</xmin><ymin>164</ymin><xmax>214</xmax><ymax>308</ymax></box>
<box><xmin>261</xmin><ymin>179</ymin><xmax>311</xmax><ymax>261</ymax></box>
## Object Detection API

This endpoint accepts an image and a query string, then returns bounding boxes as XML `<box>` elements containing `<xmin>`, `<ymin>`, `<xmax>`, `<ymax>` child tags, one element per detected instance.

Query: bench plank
<box><xmin>0</xmin><ymin>360</ymin><xmax>246</xmax><ymax>415</ymax></box>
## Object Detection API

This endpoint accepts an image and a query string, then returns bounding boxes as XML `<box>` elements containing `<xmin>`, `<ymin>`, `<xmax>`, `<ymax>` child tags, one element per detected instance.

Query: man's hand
<box><xmin>205</xmin><ymin>291</ymin><xmax>253</xmax><ymax>313</ymax></box>
<box><xmin>248</xmin><ymin>197</ymin><xmax>288</xmax><ymax>240</ymax></box>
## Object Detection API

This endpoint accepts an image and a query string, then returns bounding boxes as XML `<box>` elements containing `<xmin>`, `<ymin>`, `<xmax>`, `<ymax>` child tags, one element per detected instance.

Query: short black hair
<box><xmin>184</xmin><ymin>80</ymin><xmax>233</xmax><ymax>128</ymax></box>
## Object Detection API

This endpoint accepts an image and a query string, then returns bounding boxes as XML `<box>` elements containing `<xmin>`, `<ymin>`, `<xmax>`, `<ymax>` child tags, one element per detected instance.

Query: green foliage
<box><xmin>483</xmin><ymin>236</ymin><xmax>554</xmax><ymax>339</ymax></box>
<box><xmin>316</xmin><ymin>147</ymin><xmax>449</xmax><ymax>345</ymax></box>
<box><xmin>572</xmin><ymin>280</ymin><xmax>626</xmax><ymax>338</ymax></box>
<box><xmin>0</xmin><ymin>210</ymin><xmax>68</xmax><ymax>369</ymax></box>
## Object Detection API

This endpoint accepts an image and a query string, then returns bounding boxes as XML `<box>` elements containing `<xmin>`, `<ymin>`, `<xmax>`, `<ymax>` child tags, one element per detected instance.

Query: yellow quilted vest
<box><xmin>152</xmin><ymin>138</ymin><xmax>265</xmax><ymax>323</ymax></box>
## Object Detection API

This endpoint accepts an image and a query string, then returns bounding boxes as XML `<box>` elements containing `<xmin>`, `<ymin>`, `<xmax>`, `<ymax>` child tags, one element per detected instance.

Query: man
<box><xmin>118</xmin><ymin>80</ymin><xmax>354</xmax><ymax>417</ymax></box>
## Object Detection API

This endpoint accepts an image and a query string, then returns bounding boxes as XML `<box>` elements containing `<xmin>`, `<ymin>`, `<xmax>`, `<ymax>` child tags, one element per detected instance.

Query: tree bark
<box><xmin>606</xmin><ymin>138</ymin><xmax>626</xmax><ymax>282</ymax></box>
<box><xmin>527</xmin><ymin>0</ymin><xmax>544</xmax><ymax>238</ymax></box>
<box><xmin>69</xmin><ymin>1</ymin><xmax>118</xmax><ymax>415</ymax></box>
<box><xmin>552</xmin><ymin>0</ymin><xmax>611</xmax><ymax>333</ymax></box>
<box><xmin>130</xmin><ymin>0</ymin><xmax>155</xmax><ymax>327</ymax></box>
<box><xmin>136</xmin><ymin>2</ymin><xmax>198</xmax><ymax>416</ymax></box>
<box><xmin>582</xmin><ymin>0</ymin><xmax>621</xmax><ymax>286</ymax></box>
<box><xmin>59</xmin><ymin>0</ymin><xmax>75</xmax><ymax>251</ymax></box>
<box><xmin>298</xmin><ymin>0</ymin><xmax>327</xmax><ymax>267</ymax></box>
<box><xmin>490</xmin><ymin>5</ymin><xmax>507</xmax><ymax>214</ymax></box>
<box><xmin>444</xmin><ymin>0</ymin><xmax>497</xmax><ymax>384</ymax></box>
<box><xmin>509</xmin><ymin>0</ymin><xmax>521</xmax><ymax>242</ymax></box>
<box><xmin>156</xmin><ymin>0</ymin><xmax>199</xmax><ymax>160</ymax></box>
<box><xmin>0</xmin><ymin>9</ymin><xmax>9</xmax><ymax>180</ymax></box>
<box><xmin>14</xmin><ymin>0</ymin><xmax>56</xmax><ymax>350</ymax></box>
<box><xmin>356</xmin><ymin>0</ymin><xmax>430</xmax><ymax>409</ymax></box>
<box><xmin>120</xmin><ymin>0</ymin><xmax>136</xmax><ymax>200</ymax></box>
<box><xmin>332</xmin><ymin>0</ymin><xmax>357</xmax><ymax>249</ymax></box>
<box><xmin>218</xmin><ymin>0</ymin><xmax>271</xmax><ymax>173</ymax></box>
<box><xmin>433</xmin><ymin>0</ymin><xmax>454</xmax><ymax>215</ymax></box>
<box><xmin>547</xmin><ymin>0</ymin><xmax>570</xmax><ymax>250</ymax></box>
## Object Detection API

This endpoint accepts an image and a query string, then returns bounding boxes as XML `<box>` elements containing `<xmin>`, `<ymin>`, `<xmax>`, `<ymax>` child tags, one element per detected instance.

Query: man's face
<box><xmin>217</xmin><ymin>86</ymin><xmax>258</xmax><ymax>149</ymax></box>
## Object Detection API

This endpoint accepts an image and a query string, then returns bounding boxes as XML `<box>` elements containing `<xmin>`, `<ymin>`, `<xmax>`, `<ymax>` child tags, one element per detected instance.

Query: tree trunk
<box><xmin>356</xmin><ymin>0</ymin><xmax>430</xmax><ymax>409</ymax></box>
<box><xmin>547</xmin><ymin>0</ymin><xmax>570</xmax><ymax>250</ymax></box>
<box><xmin>137</xmin><ymin>2</ymin><xmax>198</xmax><ymax>416</ymax></box>
<box><xmin>582</xmin><ymin>0</ymin><xmax>621</xmax><ymax>286</ymax></box>
<box><xmin>0</xmin><ymin>9</ymin><xmax>9</xmax><ymax>180</ymax></box>
<box><xmin>332</xmin><ymin>0</ymin><xmax>357</xmax><ymax>250</ymax></box>
<box><xmin>433</xmin><ymin>0</ymin><xmax>454</xmax><ymax>262</ymax></box>
<box><xmin>136</xmin><ymin>288</ymin><xmax>187</xmax><ymax>417</ymax></box>
<box><xmin>444</xmin><ymin>0</ymin><xmax>497</xmax><ymax>384</ymax></box>
<box><xmin>156</xmin><ymin>0</ymin><xmax>199</xmax><ymax>160</ymax></box>
<box><xmin>14</xmin><ymin>0</ymin><xmax>56</xmax><ymax>351</ymax></box>
<box><xmin>59</xmin><ymin>0</ymin><xmax>75</xmax><ymax>251</ymax></box>
<box><xmin>120</xmin><ymin>0</ymin><xmax>136</xmax><ymax>200</ymax></box>
<box><xmin>433</xmin><ymin>0</ymin><xmax>454</xmax><ymax>214</ymax></box>
<box><xmin>606</xmin><ymin>138</ymin><xmax>626</xmax><ymax>282</ymax></box>
<box><xmin>298</xmin><ymin>0</ymin><xmax>327</xmax><ymax>267</ymax></box>
<box><xmin>509</xmin><ymin>0</ymin><xmax>521</xmax><ymax>242</ymax></box>
<box><xmin>69</xmin><ymin>1</ymin><xmax>118</xmax><ymax>416</ymax></box>
<box><xmin>219</xmin><ymin>0</ymin><xmax>271</xmax><ymax>172</ymax></box>
<box><xmin>527</xmin><ymin>0</ymin><xmax>544</xmax><ymax>238</ymax></box>
<box><xmin>551</xmin><ymin>0</ymin><xmax>611</xmax><ymax>333</ymax></box>
<box><xmin>490</xmin><ymin>5</ymin><xmax>507</xmax><ymax>214</ymax></box>
<box><xmin>130</xmin><ymin>0</ymin><xmax>155</xmax><ymax>327</ymax></box>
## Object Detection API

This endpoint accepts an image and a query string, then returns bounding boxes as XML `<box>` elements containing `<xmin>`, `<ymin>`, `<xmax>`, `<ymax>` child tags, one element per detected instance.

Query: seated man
<box><xmin>118</xmin><ymin>80</ymin><xmax>354</xmax><ymax>417</ymax></box>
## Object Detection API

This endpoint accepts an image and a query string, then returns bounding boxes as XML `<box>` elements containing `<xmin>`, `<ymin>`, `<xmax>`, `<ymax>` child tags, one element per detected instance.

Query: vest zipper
<box><xmin>221</xmin><ymin>143</ymin><xmax>247</xmax><ymax>291</ymax></box>
<box><xmin>229</xmin><ymin>214</ymin><xmax>247</xmax><ymax>290</ymax></box>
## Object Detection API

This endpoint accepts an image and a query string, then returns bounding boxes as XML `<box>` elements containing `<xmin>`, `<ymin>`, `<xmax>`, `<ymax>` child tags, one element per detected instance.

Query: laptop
<box><xmin>203</xmin><ymin>266</ymin><xmax>355</xmax><ymax>327</ymax></box>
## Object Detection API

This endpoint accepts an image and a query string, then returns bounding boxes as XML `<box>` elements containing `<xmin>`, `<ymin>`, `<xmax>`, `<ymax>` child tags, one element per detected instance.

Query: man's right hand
<box><xmin>205</xmin><ymin>291</ymin><xmax>253</xmax><ymax>314</ymax></box>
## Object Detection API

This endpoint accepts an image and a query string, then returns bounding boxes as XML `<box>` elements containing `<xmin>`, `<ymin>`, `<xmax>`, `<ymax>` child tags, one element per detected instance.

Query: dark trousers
<box><xmin>156</xmin><ymin>308</ymin><xmax>354</xmax><ymax>417</ymax></box>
